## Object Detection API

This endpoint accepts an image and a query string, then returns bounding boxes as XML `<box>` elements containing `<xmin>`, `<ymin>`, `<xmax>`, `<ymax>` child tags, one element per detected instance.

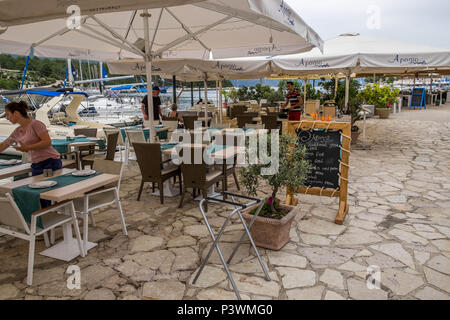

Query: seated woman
<box><xmin>167</xmin><ymin>104</ymin><xmax>183</xmax><ymax>123</ymax></box>
<box><xmin>0</xmin><ymin>101</ymin><xmax>62</xmax><ymax>176</ymax></box>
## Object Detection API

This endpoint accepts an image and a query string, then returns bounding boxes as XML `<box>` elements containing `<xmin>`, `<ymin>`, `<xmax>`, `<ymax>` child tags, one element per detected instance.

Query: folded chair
<box><xmin>73</xmin><ymin>159</ymin><xmax>127</xmax><ymax>255</ymax></box>
<box><xmin>133</xmin><ymin>142</ymin><xmax>182</xmax><ymax>204</ymax></box>
<box><xmin>0</xmin><ymin>196</ymin><xmax>83</xmax><ymax>285</ymax></box>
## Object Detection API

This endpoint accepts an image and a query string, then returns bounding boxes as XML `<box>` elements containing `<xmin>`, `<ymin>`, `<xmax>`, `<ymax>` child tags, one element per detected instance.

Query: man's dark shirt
<box><xmin>142</xmin><ymin>95</ymin><xmax>161</xmax><ymax>121</ymax></box>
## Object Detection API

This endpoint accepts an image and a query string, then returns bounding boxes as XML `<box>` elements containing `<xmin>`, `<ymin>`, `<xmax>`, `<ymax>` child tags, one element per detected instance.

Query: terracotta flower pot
<box><xmin>377</xmin><ymin>108</ymin><xmax>391</xmax><ymax>119</ymax></box>
<box><xmin>242</xmin><ymin>203</ymin><xmax>300</xmax><ymax>250</ymax></box>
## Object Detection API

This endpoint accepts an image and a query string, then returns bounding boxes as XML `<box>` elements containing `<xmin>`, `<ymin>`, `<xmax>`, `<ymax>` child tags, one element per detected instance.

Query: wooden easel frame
<box><xmin>286</xmin><ymin>120</ymin><xmax>351</xmax><ymax>224</ymax></box>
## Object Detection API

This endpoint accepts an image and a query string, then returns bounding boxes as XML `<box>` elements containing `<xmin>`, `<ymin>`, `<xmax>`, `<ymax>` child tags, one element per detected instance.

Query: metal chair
<box><xmin>193</xmin><ymin>193</ymin><xmax>270</xmax><ymax>300</ymax></box>
<box><xmin>0</xmin><ymin>196</ymin><xmax>83</xmax><ymax>285</ymax></box>
<box><xmin>133</xmin><ymin>142</ymin><xmax>182</xmax><ymax>204</ymax></box>
<box><xmin>236</xmin><ymin>114</ymin><xmax>254</xmax><ymax>128</ymax></box>
<box><xmin>124</xmin><ymin>129</ymin><xmax>147</xmax><ymax>162</ymax></box>
<box><xmin>73</xmin><ymin>159</ymin><xmax>127</xmax><ymax>255</ymax></box>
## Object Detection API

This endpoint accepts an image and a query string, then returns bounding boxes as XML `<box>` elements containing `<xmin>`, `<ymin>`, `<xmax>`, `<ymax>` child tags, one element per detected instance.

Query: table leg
<box><xmin>152</xmin><ymin>179</ymin><xmax>180</xmax><ymax>197</ymax></box>
<box><xmin>39</xmin><ymin>207</ymin><xmax>97</xmax><ymax>261</ymax></box>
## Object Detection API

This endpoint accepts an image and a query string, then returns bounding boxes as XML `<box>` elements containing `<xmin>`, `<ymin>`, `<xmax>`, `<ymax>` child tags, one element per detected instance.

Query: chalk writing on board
<box><xmin>296</xmin><ymin>129</ymin><xmax>342</xmax><ymax>189</ymax></box>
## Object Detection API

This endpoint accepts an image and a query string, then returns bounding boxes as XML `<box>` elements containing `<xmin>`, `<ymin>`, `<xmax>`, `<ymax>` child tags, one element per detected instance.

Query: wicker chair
<box><xmin>261</xmin><ymin>115</ymin><xmax>278</xmax><ymax>130</ymax></box>
<box><xmin>236</xmin><ymin>114</ymin><xmax>254</xmax><ymax>128</ymax></box>
<box><xmin>183</xmin><ymin>115</ymin><xmax>199</xmax><ymax>130</ymax></box>
<box><xmin>133</xmin><ymin>142</ymin><xmax>181</xmax><ymax>204</ymax></box>
<box><xmin>81</xmin><ymin>131</ymin><xmax>119</xmax><ymax>169</ymax></box>
<box><xmin>178</xmin><ymin>146</ymin><xmax>223</xmax><ymax>211</ymax></box>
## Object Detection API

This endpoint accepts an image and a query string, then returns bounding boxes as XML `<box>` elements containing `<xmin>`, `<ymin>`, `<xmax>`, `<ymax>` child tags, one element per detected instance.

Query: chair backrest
<box><xmin>74</xmin><ymin>128</ymin><xmax>98</xmax><ymax>137</ymax></box>
<box><xmin>93</xmin><ymin>159</ymin><xmax>123</xmax><ymax>190</ymax></box>
<box><xmin>133</xmin><ymin>142</ymin><xmax>163</xmax><ymax>181</ymax></box>
<box><xmin>230</xmin><ymin>105</ymin><xmax>248</xmax><ymax>119</ymax></box>
<box><xmin>236</xmin><ymin>114</ymin><xmax>254</xmax><ymax>128</ymax></box>
<box><xmin>105</xmin><ymin>131</ymin><xmax>119</xmax><ymax>161</ymax></box>
<box><xmin>162</xmin><ymin>120</ymin><xmax>179</xmax><ymax>131</ymax></box>
<box><xmin>245</xmin><ymin>123</ymin><xmax>264</xmax><ymax>129</ymax></box>
<box><xmin>261</xmin><ymin>115</ymin><xmax>278</xmax><ymax>130</ymax></box>
<box><xmin>183</xmin><ymin>116</ymin><xmax>198</xmax><ymax>130</ymax></box>
<box><xmin>244</xmin><ymin>112</ymin><xmax>258</xmax><ymax>118</ymax></box>
<box><xmin>126</xmin><ymin>130</ymin><xmax>146</xmax><ymax>145</ymax></box>
<box><xmin>0</xmin><ymin>194</ymin><xmax>30</xmax><ymax>234</ymax></box>
<box><xmin>180</xmin><ymin>146</ymin><xmax>207</xmax><ymax>188</ymax></box>
<box><xmin>104</xmin><ymin>128</ymin><xmax>124</xmax><ymax>146</ymax></box>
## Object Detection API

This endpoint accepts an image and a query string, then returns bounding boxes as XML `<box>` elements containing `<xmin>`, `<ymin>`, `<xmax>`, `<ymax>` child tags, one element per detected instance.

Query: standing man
<box><xmin>283</xmin><ymin>81</ymin><xmax>303</xmax><ymax>112</ymax></box>
<box><xmin>141</xmin><ymin>86</ymin><xmax>163</xmax><ymax>124</ymax></box>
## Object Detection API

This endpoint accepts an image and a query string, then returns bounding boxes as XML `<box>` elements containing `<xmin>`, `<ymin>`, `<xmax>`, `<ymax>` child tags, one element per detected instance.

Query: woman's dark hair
<box><xmin>171</xmin><ymin>104</ymin><xmax>178</xmax><ymax>111</ymax></box>
<box><xmin>5</xmin><ymin>101</ymin><xmax>29</xmax><ymax>118</ymax></box>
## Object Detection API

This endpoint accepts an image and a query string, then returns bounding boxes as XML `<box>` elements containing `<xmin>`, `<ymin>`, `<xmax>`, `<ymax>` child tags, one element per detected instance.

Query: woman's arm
<box><xmin>14</xmin><ymin>130</ymin><xmax>52</xmax><ymax>152</ymax></box>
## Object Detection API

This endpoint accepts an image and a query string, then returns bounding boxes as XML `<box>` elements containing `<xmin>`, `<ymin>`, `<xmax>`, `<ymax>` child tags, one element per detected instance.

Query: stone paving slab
<box><xmin>0</xmin><ymin>106</ymin><xmax>449</xmax><ymax>300</ymax></box>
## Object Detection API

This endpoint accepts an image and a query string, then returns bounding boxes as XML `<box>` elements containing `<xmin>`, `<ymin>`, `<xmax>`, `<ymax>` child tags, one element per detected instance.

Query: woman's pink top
<box><xmin>8</xmin><ymin>120</ymin><xmax>60</xmax><ymax>163</ymax></box>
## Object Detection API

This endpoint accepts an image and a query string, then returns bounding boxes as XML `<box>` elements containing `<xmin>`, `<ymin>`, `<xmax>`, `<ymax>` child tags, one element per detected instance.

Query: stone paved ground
<box><xmin>0</xmin><ymin>105</ymin><xmax>449</xmax><ymax>300</ymax></box>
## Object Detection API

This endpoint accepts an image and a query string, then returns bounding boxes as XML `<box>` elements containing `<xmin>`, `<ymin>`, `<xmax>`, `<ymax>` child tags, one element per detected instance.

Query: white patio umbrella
<box><xmin>0</xmin><ymin>0</ymin><xmax>323</xmax><ymax>139</ymax></box>
<box><xmin>271</xmin><ymin>33</ymin><xmax>450</xmax><ymax>110</ymax></box>
<box><xmin>107</xmin><ymin>56</ymin><xmax>274</xmax><ymax>122</ymax></box>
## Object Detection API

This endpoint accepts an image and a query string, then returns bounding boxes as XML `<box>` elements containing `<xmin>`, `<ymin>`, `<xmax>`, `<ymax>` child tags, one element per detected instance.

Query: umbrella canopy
<box><xmin>107</xmin><ymin>57</ymin><xmax>273</xmax><ymax>81</ymax></box>
<box><xmin>271</xmin><ymin>33</ymin><xmax>450</xmax><ymax>76</ymax></box>
<box><xmin>0</xmin><ymin>0</ymin><xmax>323</xmax><ymax>60</ymax></box>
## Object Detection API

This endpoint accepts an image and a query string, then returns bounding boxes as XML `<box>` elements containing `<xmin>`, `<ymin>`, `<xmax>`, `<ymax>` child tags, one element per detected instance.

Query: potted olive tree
<box><xmin>239</xmin><ymin>134</ymin><xmax>311</xmax><ymax>250</ymax></box>
<box><xmin>359</xmin><ymin>83</ymin><xmax>399</xmax><ymax>119</ymax></box>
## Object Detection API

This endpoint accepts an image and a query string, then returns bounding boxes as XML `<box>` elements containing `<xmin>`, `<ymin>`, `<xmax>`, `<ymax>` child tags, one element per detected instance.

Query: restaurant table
<box><xmin>0</xmin><ymin>159</ymin><xmax>76</xmax><ymax>181</ymax></box>
<box><xmin>0</xmin><ymin>168</ymin><xmax>119</xmax><ymax>261</ymax></box>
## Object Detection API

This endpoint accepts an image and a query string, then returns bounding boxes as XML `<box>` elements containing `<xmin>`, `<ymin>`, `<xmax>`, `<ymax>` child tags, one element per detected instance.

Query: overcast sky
<box><xmin>287</xmin><ymin>0</ymin><xmax>450</xmax><ymax>49</ymax></box>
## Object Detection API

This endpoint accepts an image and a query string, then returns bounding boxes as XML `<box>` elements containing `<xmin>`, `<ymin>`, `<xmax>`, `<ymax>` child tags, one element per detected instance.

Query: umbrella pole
<box><xmin>345</xmin><ymin>73</ymin><xmax>350</xmax><ymax>114</ymax></box>
<box><xmin>143</xmin><ymin>9</ymin><xmax>155</xmax><ymax>141</ymax></box>
<box><xmin>191</xmin><ymin>82</ymin><xmax>194</xmax><ymax>107</ymax></box>
<box><xmin>204</xmin><ymin>77</ymin><xmax>208</xmax><ymax>127</ymax></box>
<box><xmin>219</xmin><ymin>80</ymin><xmax>223</xmax><ymax>124</ymax></box>
<box><xmin>334</xmin><ymin>75</ymin><xmax>338</xmax><ymax>100</ymax></box>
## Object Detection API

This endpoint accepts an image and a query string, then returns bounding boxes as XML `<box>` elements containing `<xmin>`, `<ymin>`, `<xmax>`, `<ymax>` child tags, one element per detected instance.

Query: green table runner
<box><xmin>52</xmin><ymin>138</ymin><xmax>106</xmax><ymax>154</ymax></box>
<box><xmin>12</xmin><ymin>172</ymin><xmax>101</xmax><ymax>228</ymax></box>
<box><xmin>120</xmin><ymin>126</ymin><xmax>168</xmax><ymax>142</ymax></box>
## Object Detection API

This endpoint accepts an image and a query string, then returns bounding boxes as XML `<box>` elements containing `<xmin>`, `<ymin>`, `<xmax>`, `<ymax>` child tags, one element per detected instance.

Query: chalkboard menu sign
<box><xmin>296</xmin><ymin>129</ymin><xmax>342</xmax><ymax>189</ymax></box>
<box><xmin>410</xmin><ymin>88</ymin><xmax>426</xmax><ymax>109</ymax></box>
